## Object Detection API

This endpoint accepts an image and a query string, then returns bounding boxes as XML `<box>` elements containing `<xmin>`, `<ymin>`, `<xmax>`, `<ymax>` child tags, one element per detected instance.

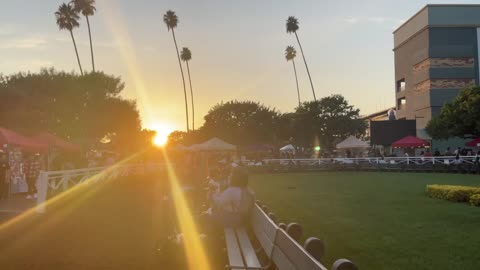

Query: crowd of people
<box><xmin>0</xmin><ymin>149</ymin><xmax>43</xmax><ymax>201</ymax></box>
<box><xmin>0</xmin><ymin>146</ymin><xmax>122</xmax><ymax>202</ymax></box>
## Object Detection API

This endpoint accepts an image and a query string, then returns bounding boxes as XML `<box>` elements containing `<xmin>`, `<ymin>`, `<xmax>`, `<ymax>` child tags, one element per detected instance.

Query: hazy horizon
<box><xmin>2</xmin><ymin>0</ymin><xmax>479</xmax><ymax>131</ymax></box>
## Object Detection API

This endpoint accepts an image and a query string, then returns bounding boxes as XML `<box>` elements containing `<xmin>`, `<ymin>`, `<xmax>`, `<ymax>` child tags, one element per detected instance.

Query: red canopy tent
<box><xmin>0</xmin><ymin>127</ymin><xmax>48</xmax><ymax>152</ymax></box>
<box><xmin>392</xmin><ymin>136</ymin><xmax>430</xmax><ymax>148</ymax></box>
<box><xmin>465</xmin><ymin>138</ymin><xmax>480</xmax><ymax>147</ymax></box>
<box><xmin>31</xmin><ymin>132</ymin><xmax>81</xmax><ymax>152</ymax></box>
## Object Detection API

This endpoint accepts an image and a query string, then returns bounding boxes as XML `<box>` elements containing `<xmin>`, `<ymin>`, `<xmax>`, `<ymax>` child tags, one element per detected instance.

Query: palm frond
<box><xmin>286</xmin><ymin>16</ymin><xmax>299</xmax><ymax>33</ymax></box>
<box><xmin>180</xmin><ymin>47</ymin><xmax>192</xmax><ymax>61</ymax></box>
<box><xmin>55</xmin><ymin>3</ymin><xmax>80</xmax><ymax>31</ymax></box>
<box><xmin>285</xmin><ymin>45</ymin><xmax>297</xmax><ymax>61</ymax></box>
<box><xmin>163</xmin><ymin>10</ymin><xmax>178</xmax><ymax>31</ymax></box>
<box><xmin>71</xmin><ymin>0</ymin><xmax>96</xmax><ymax>17</ymax></box>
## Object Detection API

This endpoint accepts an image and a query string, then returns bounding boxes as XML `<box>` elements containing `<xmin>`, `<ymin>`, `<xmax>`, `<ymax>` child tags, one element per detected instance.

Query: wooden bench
<box><xmin>224</xmin><ymin>204</ymin><xmax>357</xmax><ymax>270</ymax></box>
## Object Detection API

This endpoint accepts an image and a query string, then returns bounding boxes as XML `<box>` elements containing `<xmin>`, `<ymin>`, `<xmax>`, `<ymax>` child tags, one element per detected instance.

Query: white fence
<box><xmin>36</xmin><ymin>163</ymin><xmax>164</xmax><ymax>213</ymax></box>
<box><xmin>258</xmin><ymin>156</ymin><xmax>478</xmax><ymax>166</ymax></box>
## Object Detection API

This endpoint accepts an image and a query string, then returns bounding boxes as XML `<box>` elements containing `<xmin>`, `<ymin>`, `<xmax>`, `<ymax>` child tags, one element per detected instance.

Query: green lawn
<box><xmin>250</xmin><ymin>172</ymin><xmax>480</xmax><ymax>270</ymax></box>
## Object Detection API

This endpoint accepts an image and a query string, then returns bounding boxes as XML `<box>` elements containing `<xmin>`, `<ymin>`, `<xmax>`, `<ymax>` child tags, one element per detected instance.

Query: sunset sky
<box><xmin>1</xmin><ymin>0</ymin><xmax>478</xmax><ymax>131</ymax></box>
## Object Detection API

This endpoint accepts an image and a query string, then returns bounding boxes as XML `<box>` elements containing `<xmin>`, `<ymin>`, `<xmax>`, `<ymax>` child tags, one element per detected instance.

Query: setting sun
<box><xmin>151</xmin><ymin>123</ymin><xmax>173</xmax><ymax>146</ymax></box>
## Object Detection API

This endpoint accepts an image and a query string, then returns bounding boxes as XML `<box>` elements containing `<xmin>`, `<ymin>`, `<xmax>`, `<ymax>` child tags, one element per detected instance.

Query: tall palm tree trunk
<box><xmin>171</xmin><ymin>29</ymin><xmax>189</xmax><ymax>132</ymax></box>
<box><xmin>294</xmin><ymin>32</ymin><xmax>316</xmax><ymax>101</ymax></box>
<box><xmin>85</xmin><ymin>15</ymin><xmax>95</xmax><ymax>72</ymax></box>
<box><xmin>292</xmin><ymin>59</ymin><xmax>301</xmax><ymax>106</ymax></box>
<box><xmin>185</xmin><ymin>61</ymin><xmax>195</xmax><ymax>131</ymax></box>
<box><xmin>69</xmin><ymin>30</ymin><xmax>83</xmax><ymax>76</ymax></box>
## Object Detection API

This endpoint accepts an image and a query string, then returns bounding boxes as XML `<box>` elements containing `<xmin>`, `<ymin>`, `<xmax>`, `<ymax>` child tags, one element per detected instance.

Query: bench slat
<box><xmin>235</xmin><ymin>228</ymin><xmax>262</xmax><ymax>268</ymax></box>
<box><xmin>251</xmin><ymin>205</ymin><xmax>277</xmax><ymax>254</ymax></box>
<box><xmin>271</xmin><ymin>246</ymin><xmax>296</xmax><ymax>270</ymax></box>
<box><xmin>224</xmin><ymin>228</ymin><xmax>245</xmax><ymax>270</ymax></box>
<box><xmin>275</xmin><ymin>229</ymin><xmax>328</xmax><ymax>270</ymax></box>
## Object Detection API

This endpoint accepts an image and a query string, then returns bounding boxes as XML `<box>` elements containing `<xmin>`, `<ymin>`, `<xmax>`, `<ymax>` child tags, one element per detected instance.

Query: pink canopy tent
<box><xmin>0</xmin><ymin>127</ymin><xmax>48</xmax><ymax>152</ymax></box>
<box><xmin>392</xmin><ymin>136</ymin><xmax>430</xmax><ymax>148</ymax></box>
<box><xmin>31</xmin><ymin>132</ymin><xmax>81</xmax><ymax>152</ymax></box>
<box><xmin>465</xmin><ymin>138</ymin><xmax>480</xmax><ymax>147</ymax></box>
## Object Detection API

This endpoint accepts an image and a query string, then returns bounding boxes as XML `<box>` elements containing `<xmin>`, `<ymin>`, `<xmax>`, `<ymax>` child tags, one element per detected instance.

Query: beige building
<box><xmin>393</xmin><ymin>4</ymin><xmax>480</xmax><ymax>139</ymax></box>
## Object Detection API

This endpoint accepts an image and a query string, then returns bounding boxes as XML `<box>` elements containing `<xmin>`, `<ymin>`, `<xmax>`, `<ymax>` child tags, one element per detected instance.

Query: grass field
<box><xmin>250</xmin><ymin>172</ymin><xmax>480</xmax><ymax>270</ymax></box>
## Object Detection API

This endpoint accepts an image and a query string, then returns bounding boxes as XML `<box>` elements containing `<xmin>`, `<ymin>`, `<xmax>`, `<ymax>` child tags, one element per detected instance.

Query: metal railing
<box><xmin>36</xmin><ymin>163</ymin><xmax>165</xmax><ymax>213</ymax></box>
<box><xmin>251</xmin><ymin>156</ymin><xmax>478</xmax><ymax>166</ymax></box>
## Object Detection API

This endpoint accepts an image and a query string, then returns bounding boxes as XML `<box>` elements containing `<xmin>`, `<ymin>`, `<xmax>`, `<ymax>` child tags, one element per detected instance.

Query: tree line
<box><xmin>168</xmin><ymin>96</ymin><xmax>367</xmax><ymax>151</ymax></box>
<box><xmin>0</xmin><ymin>69</ymin><xmax>153</xmax><ymax>153</ymax></box>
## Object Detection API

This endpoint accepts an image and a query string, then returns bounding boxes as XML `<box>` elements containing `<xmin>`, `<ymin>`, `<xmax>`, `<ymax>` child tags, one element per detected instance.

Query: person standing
<box><xmin>455</xmin><ymin>147</ymin><xmax>461</xmax><ymax>162</ymax></box>
<box><xmin>24</xmin><ymin>154</ymin><xmax>41</xmax><ymax>199</ymax></box>
<box><xmin>0</xmin><ymin>151</ymin><xmax>10</xmax><ymax>200</ymax></box>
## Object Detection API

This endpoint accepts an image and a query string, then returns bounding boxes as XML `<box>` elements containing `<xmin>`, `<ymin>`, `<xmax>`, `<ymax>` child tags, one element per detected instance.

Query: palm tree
<box><xmin>286</xmin><ymin>16</ymin><xmax>316</xmax><ymax>101</ymax></box>
<box><xmin>163</xmin><ymin>10</ymin><xmax>189</xmax><ymax>132</ymax></box>
<box><xmin>71</xmin><ymin>0</ymin><xmax>96</xmax><ymax>72</ymax></box>
<box><xmin>180</xmin><ymin>47</ymin><xmax>195</xmax><ymax>131</ymax></box>
<box><xmin>55</xmin><ymin>3</ymin><xmax>83</xmax><ymax>75</ymax></box>
<box><xmin>285</xmin><ymin>46</ymin><xmax>301</xmax><ymax>106</ymax></box>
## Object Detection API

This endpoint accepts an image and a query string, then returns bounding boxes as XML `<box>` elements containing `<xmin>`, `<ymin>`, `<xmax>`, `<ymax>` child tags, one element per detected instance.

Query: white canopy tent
<box><xmin>188</xmin><ymin>137</ymin><xmax>236</xmax><ymax>152</ymax></box>
<box><xmin>336</xmin><ymin>136</ymin><xmax>369</xmax><ymax>149</ymax></box>
<box><xmin>279</xmin><ymin>144</ymin><xmax>296</xmax><ymax>153</ymax></box>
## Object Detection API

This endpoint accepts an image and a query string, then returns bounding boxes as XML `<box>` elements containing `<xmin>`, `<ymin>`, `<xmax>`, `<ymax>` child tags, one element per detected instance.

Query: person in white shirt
<box><xmin>204</xmin><ymin>167</ymin><xmax>255</xmax><ymax>228</ymax></box>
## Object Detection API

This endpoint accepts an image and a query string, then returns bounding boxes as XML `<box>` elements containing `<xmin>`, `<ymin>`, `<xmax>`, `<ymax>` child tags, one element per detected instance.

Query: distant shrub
<box><xmin>426</xmin><ymin>185</ymin><xmax>480</xmax><ymax>203</ymax></box>
<box><xmin>470</xmin><ymin>194</ymin><xmax>480</xmax><ymax>206</ymax></box>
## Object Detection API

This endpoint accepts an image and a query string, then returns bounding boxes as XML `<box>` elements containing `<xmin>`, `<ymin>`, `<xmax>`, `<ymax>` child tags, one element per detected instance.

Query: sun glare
<box><xmin>152</xmin><ymin>123</ymin><xmax>173</xmax><ymax>146</ymax></box>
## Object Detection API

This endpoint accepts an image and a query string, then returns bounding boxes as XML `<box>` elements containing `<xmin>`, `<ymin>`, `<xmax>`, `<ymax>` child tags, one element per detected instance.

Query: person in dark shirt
<box><xmin>0</xmin><ymin>151</ymin><xmax>10</xmax><ymax>200</ymax></box>
<box><xmin>24</xmin><ymin>154</ymin><xmax>41</xmax><ymax>199</ymax></box>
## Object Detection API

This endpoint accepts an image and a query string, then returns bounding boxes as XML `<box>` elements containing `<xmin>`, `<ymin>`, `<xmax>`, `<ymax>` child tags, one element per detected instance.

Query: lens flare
<box><xmin>159</xmin><ymin>149</ymin><xmax>212</xmax><ymax>270</ymax></box>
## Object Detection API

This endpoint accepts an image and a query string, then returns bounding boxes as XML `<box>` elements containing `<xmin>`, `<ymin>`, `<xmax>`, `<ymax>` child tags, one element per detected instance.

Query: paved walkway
<box><xmin>0</xmin><ymin>173</ymin><xmax>171</xmax><ymax>270</ymax></box>
<box><xmin>0</xmin><ymin>194</ymin><xmax>36</xmax><ymax>214</ymax></box>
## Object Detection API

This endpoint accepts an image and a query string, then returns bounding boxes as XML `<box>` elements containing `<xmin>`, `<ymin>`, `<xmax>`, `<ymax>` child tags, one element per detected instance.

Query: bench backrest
<box><xmin>250</xmin><ymin>204</ymin><xmax>328</xmax><ymax>270</ymax></box>
<box><xmin>251</xmin><ymin>204</ymin><xmax>277</xmax><ymax>255</ymax></box>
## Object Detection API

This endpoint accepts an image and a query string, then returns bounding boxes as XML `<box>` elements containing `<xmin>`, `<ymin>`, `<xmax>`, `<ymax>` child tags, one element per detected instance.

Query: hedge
<box><xmin>470</xmin><ymin>194</ymin><xmax>480</xmax><ymax>206</ymax></box>
<box><xmin>426</xmin><ymin>184</ymin><xmax>480</xmax><ymax>204</ymax></box>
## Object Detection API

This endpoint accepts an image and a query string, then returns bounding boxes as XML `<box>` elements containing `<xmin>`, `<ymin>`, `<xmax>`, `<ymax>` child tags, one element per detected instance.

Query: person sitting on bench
<box><xmin>201</xmin><ymin>167</ymin><xmax>256</xmax><ymax>235</ymax></box>
<box><xmin>211</xmin><ymin>167</ymin><xmax>255</xmax><ymax>227</ymax></box>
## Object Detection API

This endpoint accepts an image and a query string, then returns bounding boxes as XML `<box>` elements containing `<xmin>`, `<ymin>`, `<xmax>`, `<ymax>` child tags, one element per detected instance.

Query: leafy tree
<box><xmin>426</xmin><ymin>86</ymin><xmax>480</xmax><ymax>139</ymax></box>
<box><xmin>285</xmin><ymin>46</ymin><xmax>301</xmax><ymax>106</ymax></box>
<box><xmin>181</xmin><ymin>47</ymin><xmax>195</xmax><ymax>131</ymax></box>
<box><xmin>286</xmin><ymin>16</ymin><xmax>316</xmax><ymax>101</ymax></box>
<box><xmin>168</xmin><ymin>130</ymin><xmax>188</xmax><ymax>146</ymax></box>
<box><xmin>0</xmin><ymin>69</ymin><xmax>142</xmax><ymax>152</ymax></box>
<box><xmin>200</xmin><ymin>101</ymin><xmax>281</xmax><ymax>145</ymax></box>
<box><xmin>163</xmin><ymin>10</ymin><xmax>189</xmax><ymax>132</ymax></box>
<box><xmin>55</xmin><ymin>3</ymin><xmax>83</xmax><ymax>75</ymax></box>
<box><xmin>71</xmin><ymin>0</ymin><xmax>96</xmax><ymax>72</ymax></box>
<box><xmin>294</xmin><ymin>95</ymin><xmax>366</xmax><ymax>150</ymax></box>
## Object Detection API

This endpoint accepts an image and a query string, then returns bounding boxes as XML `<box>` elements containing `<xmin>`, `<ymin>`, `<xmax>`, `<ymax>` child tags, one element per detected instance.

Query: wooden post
<box><xmin>331</xmin><ymin>259</ymin><xmax>358</xmax><ymax>270</ymax></box>
<box><xmin>268</xmin><ymin>212</ymin><xmax>277</xmax><ymax>223</ymax></box>
<box><xmin>286</xmin><ymin>223</ymin><xmax>303</xmax><ymax>242</ymax></box>
<box><xmin>35</xmin><ymin>172</ymin><xmax>49</xmax><ymax>213</ymax></box>
<box><xmin>304</xmin><ymin>237</ymin><xmax>325</xmax><ymax>262</ymax></box>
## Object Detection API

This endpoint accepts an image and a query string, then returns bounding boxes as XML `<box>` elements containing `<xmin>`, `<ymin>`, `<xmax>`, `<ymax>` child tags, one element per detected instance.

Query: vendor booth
<box><xmin>0</xmin><ymin>127</ymin><xmax>48</xmax><ymax>194</ymax></box>
<box><xmin>279</xmin><ymin>144</ymin><xmax>296</xmax><ymax>158</ymax></box>
<box><xmin>392</xmin><ymin>136</ymin><xmax>430</xmax><ymax>156</ymax></box>
<box><xmin>336</xmin><ymin>136</ymin><xmax>369</xmax><ymax>157</ymax></box>
<box><xmin>32</xmin><ymin>132</ymin><xmax>80</xmax><ymax>152</ymax></box>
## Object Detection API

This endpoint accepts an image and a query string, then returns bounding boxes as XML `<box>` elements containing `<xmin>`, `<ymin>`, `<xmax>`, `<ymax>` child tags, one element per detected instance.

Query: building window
<box><xmin>396</xmin><ymin>79</ymin><xmax>405</xmax><ymax>92</ymax></box>
<box><xmin>397</xmin><ymin>97</ymin><xmax>406</xmax><ymax>110</ymax></box>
